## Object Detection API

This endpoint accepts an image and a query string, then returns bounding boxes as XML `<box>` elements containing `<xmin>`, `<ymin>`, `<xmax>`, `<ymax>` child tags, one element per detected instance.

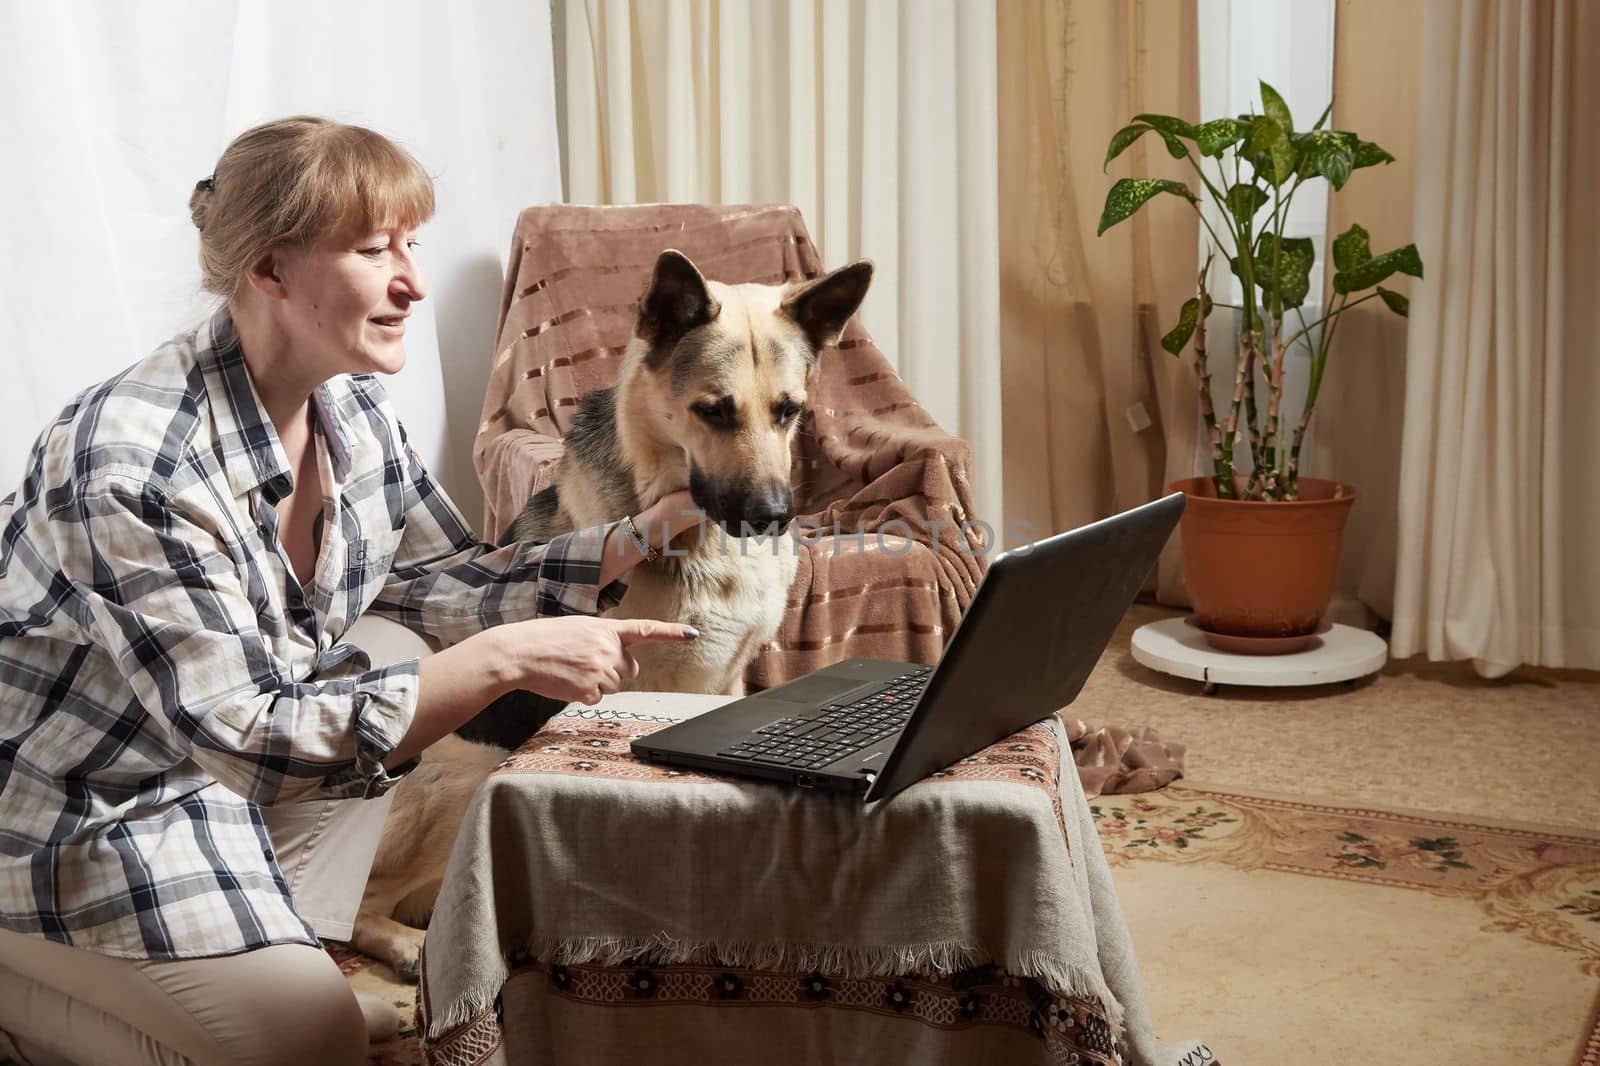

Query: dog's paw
<box><xmin>352</xmin><ymin>911</ymin><xmax>428</xmax><ymax>985</ymax></box>
<box><xmin>389</xmin><ymin>944</ymin><xmax>422</xmax><ymax>984</ymax></box>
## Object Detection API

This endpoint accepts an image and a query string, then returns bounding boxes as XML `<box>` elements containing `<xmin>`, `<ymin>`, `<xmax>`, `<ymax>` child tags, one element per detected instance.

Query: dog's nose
<box><xmin>741</xmin><ymin>488</ymin><xmax>794</xmax><ymax>535</ymax></box>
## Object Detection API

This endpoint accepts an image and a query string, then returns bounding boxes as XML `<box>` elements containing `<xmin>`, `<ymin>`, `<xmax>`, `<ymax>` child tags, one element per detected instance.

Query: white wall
<box><xmin>0</xmin><ymin>0</ymin><xmax>563</xmax><ymax>533</ymax></box>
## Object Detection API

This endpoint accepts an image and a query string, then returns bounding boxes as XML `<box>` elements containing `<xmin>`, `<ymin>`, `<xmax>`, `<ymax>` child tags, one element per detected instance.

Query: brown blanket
<box><xmin>471</xmin><ymin>203</ymin><xmax>1183</xmax><ymax>795</ymax></box>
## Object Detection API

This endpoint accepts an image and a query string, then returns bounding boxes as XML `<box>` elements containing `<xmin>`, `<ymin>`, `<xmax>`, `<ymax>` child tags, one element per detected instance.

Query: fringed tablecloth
<box><xmin>417</xmin><ymin>694</ymin><xmax>1212</xmax><ymax>1066</ymax></box>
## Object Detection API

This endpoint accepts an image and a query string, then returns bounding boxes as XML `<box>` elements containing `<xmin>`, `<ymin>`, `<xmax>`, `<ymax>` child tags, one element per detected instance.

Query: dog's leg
<box><xmin>351</xmin><ymin>908</ymin><xmax>427</xmax><ymax>983</ymax></box>
<box><xmin>355</xmin><ymin>736</ymin><xmax>507</xmax><ymax>982</ymax></box>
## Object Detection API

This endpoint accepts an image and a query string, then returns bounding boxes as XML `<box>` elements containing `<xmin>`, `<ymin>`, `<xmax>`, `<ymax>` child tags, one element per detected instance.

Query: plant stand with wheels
<box><xmin>1130</xmin><ymin>616</ymin><xmax>1387</xmax><ymax>695</ymax></box>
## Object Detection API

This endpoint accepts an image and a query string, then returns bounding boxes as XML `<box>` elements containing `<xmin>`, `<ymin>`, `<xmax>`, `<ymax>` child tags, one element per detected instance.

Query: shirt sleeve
<box><xmin>363</xmin><ymin>419</ymin><xmax>631</xmax><ymax>647</ymax></box>
<box><xmin>56</xmin><ymin>473</ymin><xmax>418</xmax><ymax>806</ymax></box>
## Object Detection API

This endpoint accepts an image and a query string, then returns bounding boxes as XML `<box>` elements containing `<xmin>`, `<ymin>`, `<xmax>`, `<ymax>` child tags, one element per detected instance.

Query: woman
<box><xmin>0</xmin><ymin>116</ymin><xmax>698</xmax><ymax>1065</ymax></box>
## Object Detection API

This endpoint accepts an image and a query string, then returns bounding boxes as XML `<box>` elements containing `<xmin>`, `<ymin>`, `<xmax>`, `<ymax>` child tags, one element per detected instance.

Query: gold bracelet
<box><xmin>621</xmin><ymin>513</ymin><xmax>660</xmax><ymax>562</ymax></box>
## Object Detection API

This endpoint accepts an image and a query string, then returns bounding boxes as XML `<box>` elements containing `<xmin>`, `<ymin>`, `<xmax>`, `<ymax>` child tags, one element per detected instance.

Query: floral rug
<box><xmin>326</xmin><ymin>942</ymin><xmax>426</xmax><ymax>1066</ymax></box>
<box><xmin>1093</xmin><ymin>783</ymin><xmax>1600</xmax><ymax>1065</ymax></box>
<box><xmin>339</xmin><ymin>782</ymin><xmax>1600</xmax><ymax>1066</ymax></box>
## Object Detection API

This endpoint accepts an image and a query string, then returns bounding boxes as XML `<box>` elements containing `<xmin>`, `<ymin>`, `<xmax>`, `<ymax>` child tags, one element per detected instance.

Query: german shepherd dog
<box><xmin>352</xmin><ymin>250</ymin><xmax>874</xmax><ymax>981</ymax></box>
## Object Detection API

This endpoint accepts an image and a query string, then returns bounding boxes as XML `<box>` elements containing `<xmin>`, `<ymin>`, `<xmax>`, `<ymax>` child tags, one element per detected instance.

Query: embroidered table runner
<box><xmin>417</xmin><ymin>693</ymin><xmax>1198</xmax><ymax>1066</ymax></box>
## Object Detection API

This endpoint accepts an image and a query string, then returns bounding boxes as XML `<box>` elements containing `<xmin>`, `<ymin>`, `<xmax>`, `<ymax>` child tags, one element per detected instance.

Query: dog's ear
<box><xmin>638</xmin><ymin>250</ymin><xmax>720</xmax><ymax>359</ymax></box>
<box><xmin>780</xmin><ymin>260</ymin><xmax>874</xmax><ymax>354</ymax></box>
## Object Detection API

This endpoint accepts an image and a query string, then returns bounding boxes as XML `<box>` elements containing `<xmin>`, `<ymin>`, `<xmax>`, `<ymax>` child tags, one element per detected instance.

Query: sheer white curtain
<box><xmin>554</xmin><ymin>0</ymin><xmax>1004</xmax><ymax>529</ymax></box>
<box><xmin>0</xmin><ymin>0</ymin><xmax>563</xmax><ymax>530</ymax></box>
<box><xmin>1391</xmin><ymin>0</ymin><xmax>1600</xmax><ymax>675</ymax></box>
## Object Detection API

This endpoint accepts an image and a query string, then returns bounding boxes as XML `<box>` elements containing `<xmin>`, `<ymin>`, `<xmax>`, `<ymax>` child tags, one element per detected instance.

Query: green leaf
<box><xmin>1243</xmin><ymin>116</ymin><xmax>1285</xmax><ymax>159</ymax></box>
<box><xmin>1194</xmin><ymin>118</ymin><xmax>1244</xmax><ymax>157</ymax></box>
<box><xmin>1310</xmin><ymin>101</ymin><xmax>1334</xmax><ymax>131</ymax></box>
<box><xmin>1377</xmin><ymin>286</ymin><xmax>1410</xmax><ymax>317</ymax></box>
<box><xmin>1332</xmin><ymin>224</ymin><xmax>1372</xmax><ymax>272</ymax></box>
<box><xmin>1131</xmin><ymin>113</ymin><xmax>1193</xmax><ymax>159</ymax></box>
<box><xmin>1260</xmin><ymin>81</ymin><xmax>1294</xmax><ymax>133</ymax></box>
<box><xmin>1253</xmin><ymin>235</ymin><xmax>1315</xmax><ymax>309</ymax></box>
<box><xmin>1270</xmin><ymin>137</ymin><xmax>1299</xmax><ymax>185</ymax></box>
<box><xmin>1354</xmin><ymin>139</ymin><xmax>1396</xmax><ymax>170</ymax></box>
<box><xmin>1097</xmin><ymin>178</ymin><xmax>1197</xmax><ymax>236</ymax></box>
<box><xmin>1105</xmin><ymin>124</ymin><xmax>1153</xmax><ymax>170</ymax></box>
<box><xmin>1333</xmin><ymin>242</ymin><xmax>1424</xmax><ymax>293</ymax></box>
<box><xmin>1292</xmin><ymin>130</ymin><xmax>1358</xmax><ymax>189</ymax></box>
<box><xmin>1225</xmin><ymin>182</ymin><xmax>1269</xmax><ymax>225</ymax></box>
<box><xmin>1161</xmin><ymin>297</ymin><xmax>1202</xmax><ymax>355</ymax></box>
<box><xmin>1133</xmin><ymin>113</ymin><xmax>1196</xmax><ymax>140</ymax></box>
<box><xmin>1243</xmin><ymin>116</ymin><xmax>1298</xmax><ymax>185</ymax></box>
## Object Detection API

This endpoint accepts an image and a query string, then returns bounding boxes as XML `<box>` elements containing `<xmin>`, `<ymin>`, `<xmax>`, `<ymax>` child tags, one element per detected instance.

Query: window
<box><xmin>1196</xmin><ymin>0</ymin><xmax>1336</xmax><ymax>466</ymax></box>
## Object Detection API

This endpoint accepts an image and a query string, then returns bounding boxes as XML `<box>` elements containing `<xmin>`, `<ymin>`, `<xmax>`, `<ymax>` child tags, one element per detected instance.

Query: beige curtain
<box><xmin>997</xmin><ymin>0</ymin><xmax>1201</xmax><ymax>600</ymax></box>
<box><xmin>552</xmin><ymin>0</ymin><xmax>1005</xmax><ymax>530</ymax></box>
<box><xmin>1389</xmin><ymin>0</ymin><xmax>1600</xmax><ymax>675</ymax></box>
<box><xmin>1309</xmin><ymin>0</ymin><xmax>1426</xmax><ymax>626</ymax></box>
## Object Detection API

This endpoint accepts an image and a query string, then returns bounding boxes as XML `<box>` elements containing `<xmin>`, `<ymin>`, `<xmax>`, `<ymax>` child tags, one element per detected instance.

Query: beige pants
<box><xmin>0</xmin><ymin>616</ymin><xmax>434</xmax><ymax>1066</ymax></box>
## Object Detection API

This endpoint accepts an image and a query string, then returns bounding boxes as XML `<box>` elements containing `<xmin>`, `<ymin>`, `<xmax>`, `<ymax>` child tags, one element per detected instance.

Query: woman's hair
<box><xmin>187</xmin><ymin>116</ymin><xmax>436</xmax><ymax>299</ymax></box>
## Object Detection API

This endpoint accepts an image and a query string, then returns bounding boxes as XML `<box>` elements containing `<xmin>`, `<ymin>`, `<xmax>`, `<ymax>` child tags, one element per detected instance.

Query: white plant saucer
<box><xmin>1130</xmin><ymin>616</ymin><xmax>1388</xmax><ymax>694</ymax></box>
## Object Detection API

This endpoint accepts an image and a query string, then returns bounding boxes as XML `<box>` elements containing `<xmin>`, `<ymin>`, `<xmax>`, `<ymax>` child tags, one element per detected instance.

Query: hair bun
<box><xmin>188</xmin><ymin>178</ymin><xmax>214</xmax><ymax>232</ymax></box>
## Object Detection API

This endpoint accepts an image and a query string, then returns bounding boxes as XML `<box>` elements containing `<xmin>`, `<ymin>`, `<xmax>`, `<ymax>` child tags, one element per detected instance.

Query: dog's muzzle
<box><xmin>691</xmin><ymin>470</ymin><xmax>795</xmax><ymax>537</ymax></box>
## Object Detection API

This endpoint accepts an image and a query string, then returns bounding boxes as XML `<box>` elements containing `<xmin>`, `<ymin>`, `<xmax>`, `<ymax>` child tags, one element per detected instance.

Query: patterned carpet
<box><xmin>1095</xmin><ymin>783</ymin><xmax>1600</xmax><ymax>1065</ymax></box>
<box><xmin>340</xmin><ymin>781</ymin><xmax>1600</xmax><ymax>1065</ymax></box>
<box><xmin>326</xmin><ymin>942</ymin><xmax>425</xmax><ymax>1066</ymax></box>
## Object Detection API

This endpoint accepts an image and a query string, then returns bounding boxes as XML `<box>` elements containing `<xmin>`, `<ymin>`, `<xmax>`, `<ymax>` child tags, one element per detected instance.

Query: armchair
<box><xmin>473</xmin><ymin>203</ymin><xmax>984</xmax><ymax>689</ymax></box>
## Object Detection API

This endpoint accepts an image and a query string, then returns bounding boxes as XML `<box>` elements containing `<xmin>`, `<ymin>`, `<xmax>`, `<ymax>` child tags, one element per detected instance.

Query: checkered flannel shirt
<box><xmin>0</xmin><ymin>309</ymin><xmax>627</xmax><ymax>958</ymax></box>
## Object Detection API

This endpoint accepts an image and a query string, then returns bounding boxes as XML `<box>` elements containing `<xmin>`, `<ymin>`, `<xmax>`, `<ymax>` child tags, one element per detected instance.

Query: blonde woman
<box><xmin>0</xmin><ymin>116</ymin><xmax>699</xmax><ymax>1065</ymax></box>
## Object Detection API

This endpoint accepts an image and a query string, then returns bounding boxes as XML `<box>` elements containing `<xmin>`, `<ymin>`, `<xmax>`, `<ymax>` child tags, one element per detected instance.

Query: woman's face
<box><xmin>274</xmin><ymin>222</ymin><xmax>427</xmax><ymax>378</ymax></box>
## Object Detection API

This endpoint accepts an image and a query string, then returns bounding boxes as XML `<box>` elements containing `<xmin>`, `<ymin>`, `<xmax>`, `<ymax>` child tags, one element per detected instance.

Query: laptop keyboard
<box><xmin>717</xmin><ymin>665</ymin><xmax>934</xmax><ymax>770</ymax></box>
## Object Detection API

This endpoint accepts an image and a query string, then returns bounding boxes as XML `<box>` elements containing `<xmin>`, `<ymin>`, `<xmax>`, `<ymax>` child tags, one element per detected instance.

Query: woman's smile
<box><xmin>369</xmin><ymin>313</ymin><xmax>408</xmax><ymax>336</ymax></box>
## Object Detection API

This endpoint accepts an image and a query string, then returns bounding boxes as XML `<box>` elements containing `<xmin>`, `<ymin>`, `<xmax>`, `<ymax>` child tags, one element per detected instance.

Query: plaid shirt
<box><xmin>0</xmin><ymin>309</ymin><xmax>626</xmax><ymax>959</ymax></box>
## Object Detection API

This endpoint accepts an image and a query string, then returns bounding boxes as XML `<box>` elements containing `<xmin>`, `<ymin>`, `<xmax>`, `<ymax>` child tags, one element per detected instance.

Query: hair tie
<box><xmin>196</xmin><ymin>176</ymin><xmax>215</xmax><ymax>193</ymax></box>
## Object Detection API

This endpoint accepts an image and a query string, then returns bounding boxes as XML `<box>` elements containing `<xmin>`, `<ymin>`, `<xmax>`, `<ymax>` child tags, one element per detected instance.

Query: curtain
<box><xmin>1307</xmin><ymin>0</ymin><xmax>1426</xmax><ymax>626</ymax></box>
<box><xmin>1389</xmin><ymin>0</ymin><xmax>1600</xmax><ymax>675</ymax></box>
<box><xmin>997</xmin><ymin>0</ymin><xmax>1201</xmax><ymax>600</ymax></box>
<box><xmin>553</xmin><ymin>0</ymin><xmax>1005</xmax><ymax>531</ymax></box>
<box><xmin>0</xmin><ymin>0</ymin><xmax>564</xmax><ymax>530</ymax></box>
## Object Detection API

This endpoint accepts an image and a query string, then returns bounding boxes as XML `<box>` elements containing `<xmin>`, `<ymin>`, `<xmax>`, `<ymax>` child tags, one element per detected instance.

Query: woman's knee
<box><xmin>0</xmin><ymin>932</ymin><xmax>368</xmax><ymax>1066</ymax></box>
<box><xmin>136</xmin><ymin>943</ymin><xmax>368</xmax><ymax>1066</ymax></box>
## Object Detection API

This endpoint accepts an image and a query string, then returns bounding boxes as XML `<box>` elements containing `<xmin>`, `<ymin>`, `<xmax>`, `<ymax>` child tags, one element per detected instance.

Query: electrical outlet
<box><xmin>1126</xmin><ymin>402</ymin><xmax>1152</xmax><ymax>433</ymax></box>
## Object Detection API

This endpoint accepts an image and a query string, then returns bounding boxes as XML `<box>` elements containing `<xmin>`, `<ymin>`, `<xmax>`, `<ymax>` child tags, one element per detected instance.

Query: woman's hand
<box><xmin>641</xmin><ymin>489</ymin><xmax>703</xmax><ymax>545</ymax></box>
<box><xmin>494</xmin><ymin>615</ymin><xmax>699</xmax><ymax>706</ymax></box>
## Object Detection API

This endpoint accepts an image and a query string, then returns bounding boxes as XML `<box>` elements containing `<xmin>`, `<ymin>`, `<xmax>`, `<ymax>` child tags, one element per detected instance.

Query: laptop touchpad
<box><xmin>766</xmin><ymin>676</ymin><xmax>875</xmax><ymax>704</ymax></box>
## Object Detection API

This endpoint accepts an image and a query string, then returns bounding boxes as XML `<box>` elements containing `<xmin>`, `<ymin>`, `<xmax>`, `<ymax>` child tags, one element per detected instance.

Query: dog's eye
<box><xmin>774</xmin><ymin>401</ymin><xmax>803</xmax><ymax>426</ymax></box>
<box><xmin>690</xmin><ymin>398</ymin><xmax>738</xmax><ymax>429</ymax></box>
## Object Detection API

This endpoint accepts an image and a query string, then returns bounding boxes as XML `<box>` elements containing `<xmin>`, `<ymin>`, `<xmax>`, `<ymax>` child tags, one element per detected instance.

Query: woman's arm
<box><xmin>597</xmin><ymin>489</ymin><xmax>703</xmax><ymax>587</ymax></box>
<box><xmin>379</xmin><ymin>491</ymin><xmax>703</xmax><ymax>767</ymax></box>
<box><xmin>360</xmin><ymin>379</ymin><xmax>702</xmax><ymax>643</ymax></box>
<box><xmin>383</xmin><ymin>612</ymin><xmax>697</xmax><ymax>767</ymax></box>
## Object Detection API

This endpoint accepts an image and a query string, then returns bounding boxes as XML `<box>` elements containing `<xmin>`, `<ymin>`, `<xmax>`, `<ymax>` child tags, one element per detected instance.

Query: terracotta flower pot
<box><xmin>1167</xmin><ymin>476</ymin><xmax>1357</xmax><ymax>643</ymax></box>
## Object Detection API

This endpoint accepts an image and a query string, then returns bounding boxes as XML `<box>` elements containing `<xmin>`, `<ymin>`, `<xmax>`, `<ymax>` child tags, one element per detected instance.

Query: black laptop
<box><xmin>631</xmin><ymin>492</ymin><xmax>1185</xmax><ymax>803</ymax></box>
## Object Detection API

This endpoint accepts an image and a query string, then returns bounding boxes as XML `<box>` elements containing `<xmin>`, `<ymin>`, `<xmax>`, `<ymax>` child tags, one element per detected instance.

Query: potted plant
<box><xmin>1098</xmin><ymin>81</ymin><xmax>1422</xmax><ymax>650</ymax></box>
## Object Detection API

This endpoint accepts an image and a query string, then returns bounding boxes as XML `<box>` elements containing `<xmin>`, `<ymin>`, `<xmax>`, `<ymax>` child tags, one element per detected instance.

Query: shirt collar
<box><xmin>198</xmin><ymin>307</ymin><xmax>355</xmax><ymax>503</ymax></box>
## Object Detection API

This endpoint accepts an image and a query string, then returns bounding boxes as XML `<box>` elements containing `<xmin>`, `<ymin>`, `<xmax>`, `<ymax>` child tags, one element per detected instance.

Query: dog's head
<box><xmin>628</xmin><ymin>249</ymin><xmax>873</xmax><ymax>536</ymax></box>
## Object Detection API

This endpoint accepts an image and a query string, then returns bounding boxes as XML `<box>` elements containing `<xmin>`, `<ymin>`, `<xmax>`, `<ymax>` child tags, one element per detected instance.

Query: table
<box><xmin>415</xmin><ymin>694</ymin><xmax>1212</xmax><ymax>1066</ymax></box>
